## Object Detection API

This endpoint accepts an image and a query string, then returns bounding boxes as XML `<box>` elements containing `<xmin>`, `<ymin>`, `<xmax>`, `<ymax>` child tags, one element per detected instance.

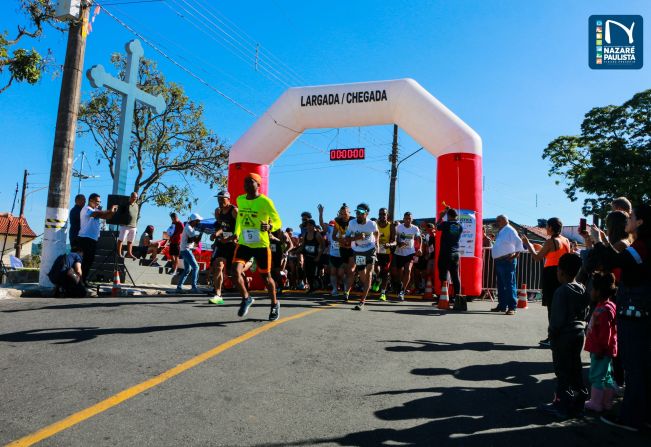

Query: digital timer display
<box><xmin>329</xmin><ymin>148</ymin><xmax>365</xmax><ymax>161</ymax></box>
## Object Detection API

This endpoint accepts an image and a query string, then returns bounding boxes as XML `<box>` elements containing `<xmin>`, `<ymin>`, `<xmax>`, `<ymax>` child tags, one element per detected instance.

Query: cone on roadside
<box><xmin>423</xmin><ymin>277</ymin><xmax>434</xmax><ymax>300</ymax></box>
<box><xmin>438</xmin><ymin>281</ymin><xmax>450</xmax><ymax>309</ymax></box>
<box><xmin>111</xmin><ymin>270</ymin><xmax>122</xmax><ymax>297</ymax></box>
<box><xmin>517</xmin><ymin>283</ymin><xmax>528</xmax><ymax>309</ymax></box>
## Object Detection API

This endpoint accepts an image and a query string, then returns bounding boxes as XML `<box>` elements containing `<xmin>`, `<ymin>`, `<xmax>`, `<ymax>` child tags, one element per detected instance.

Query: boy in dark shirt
<box><xmin>543</xmin><ymin>253</ymin><xmax>590</xmax><ymax>418</ymax></box>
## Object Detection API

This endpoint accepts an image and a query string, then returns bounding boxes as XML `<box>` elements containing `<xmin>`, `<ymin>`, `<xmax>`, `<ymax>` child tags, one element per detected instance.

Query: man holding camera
<box><xmin>76</xmin><ymin>193</ymin><xmax>118</xmax><ymax>284</ymax></box>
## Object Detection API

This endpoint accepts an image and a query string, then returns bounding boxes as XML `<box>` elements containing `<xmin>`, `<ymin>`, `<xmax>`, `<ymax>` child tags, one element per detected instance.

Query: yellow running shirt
<box><xmin>377</xmin><ymin>221</ymin><xmax>392</xmax><ymax>254</ymax></box>
<box><xmin>234</xmin><ymin>194</ymin><xmax>282</xmax><ymax>248</ymax></box>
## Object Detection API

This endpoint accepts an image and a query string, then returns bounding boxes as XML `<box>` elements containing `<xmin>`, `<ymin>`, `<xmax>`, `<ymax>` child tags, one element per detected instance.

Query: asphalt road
<box><xmin>0</xmin><ymin>292</ymin><xmax>648</xmax><ymax>446</ymax></box>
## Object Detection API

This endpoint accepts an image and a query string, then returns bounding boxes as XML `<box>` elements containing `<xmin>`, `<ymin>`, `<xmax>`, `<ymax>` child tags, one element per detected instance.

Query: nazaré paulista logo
<box><xmin>589</xmin><ymin>15</ymin><xmax>643</xmax><ymax>69</ymax></box>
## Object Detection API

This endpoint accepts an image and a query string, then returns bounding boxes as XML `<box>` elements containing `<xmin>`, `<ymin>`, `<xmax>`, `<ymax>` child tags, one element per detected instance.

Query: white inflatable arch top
<box><xmin>228</xmin><ymin>78</ymin><xmax>481</xmax><ymax>165</ymax></box>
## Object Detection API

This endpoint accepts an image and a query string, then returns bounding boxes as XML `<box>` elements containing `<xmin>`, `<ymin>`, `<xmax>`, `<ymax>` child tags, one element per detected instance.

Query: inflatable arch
<box><xmin>227</xmin><ymin>78</ymin><xmax>483</xmax><ymax>296</ymax></box>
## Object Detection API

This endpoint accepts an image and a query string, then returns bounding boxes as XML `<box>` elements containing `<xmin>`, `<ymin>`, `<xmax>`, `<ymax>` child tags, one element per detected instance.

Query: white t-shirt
<box><xmin>326</xmin><ymin>225</ymin><xmax>340</xmax><ymax>257</ymax></box>
<box><xmin>346</xmin><ymin>219</ymin><xmax>378</xmax><ymax>253</ymax></box>
<box><xmin>180</xmin><ymin>224</ymin><xmax>202</xmax><ymax>251</ymax></box>
<box><xmin>78</xmin><ymin>205</ymin><xmax>101</xmax><ymax>241</ymax></box>
<box><xmin>395</xmin><ymin>224</ymin><xmax>421</xmax><ymax>256</ymax></box>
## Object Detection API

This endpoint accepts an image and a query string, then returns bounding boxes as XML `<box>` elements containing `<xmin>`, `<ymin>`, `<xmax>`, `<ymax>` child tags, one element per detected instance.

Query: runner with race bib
<box><xmin>345</xmin><ymin>203</ymin><xmax>379</xmax><ymax>311</ymax></box>
<box><xmin>232</xmin><ymin>173</ymin><xmax>283</xmax><ymax>321</ymax></box>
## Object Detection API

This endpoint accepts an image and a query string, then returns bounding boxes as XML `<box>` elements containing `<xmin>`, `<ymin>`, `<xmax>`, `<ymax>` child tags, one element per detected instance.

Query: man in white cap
<box><xmin>175</xmin><ymin>213</ymin><xmax>203</xmax><ymax>294</ymax></box>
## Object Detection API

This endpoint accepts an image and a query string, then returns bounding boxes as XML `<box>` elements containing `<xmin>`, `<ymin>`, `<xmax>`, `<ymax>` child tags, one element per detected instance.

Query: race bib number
<box><xmin>243</xmin><ymin>229</ymin><xmax>261</xmax><ymax>244</ymax></box>
<box><xmin>331</xmin><ymin>240</ymin><xmax>340</xmax><ymax>250</ymax></box>
<box><xmin>305</xmin><ymin>245</ymin><xmax>316</xmax><ymax>254</ymax></box>
<box><xmin>270</xmin><ymin>244</ymin><xmax>277</xmax><ymax>253</ymax></box>
<box><xmin>222</xmin><ymin>231</ymin><xmax>233</xmax><ymax>239</ymax></box>
<box><xmin>355</xmin><ymin>255</ymin><xmax>367</xmax><ymax>266</ymax></box>
<box><xmin>428</xmin><ymin>245</ymin><xmax>435</xmax><ymax>254</ymax></box>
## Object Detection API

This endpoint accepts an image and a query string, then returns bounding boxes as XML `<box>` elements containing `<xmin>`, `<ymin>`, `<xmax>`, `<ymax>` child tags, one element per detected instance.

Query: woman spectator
<box><xmin>137</xmin><ymin>225</ymin><xmax>160</xmax><ymax>265</ymax></box>
<box><xmin>521</xmin><ymin>217</ymin><xmax>571</xmax><ymax>347</ymax></box>
<box><xmin>592</xmin><ymin>203</ymin><xmax>651</xmax><ymax>432</ymax></box>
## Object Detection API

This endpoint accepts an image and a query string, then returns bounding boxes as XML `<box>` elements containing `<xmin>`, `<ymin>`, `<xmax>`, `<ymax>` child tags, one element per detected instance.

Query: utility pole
<box><xmin>388</xmin><ymin>124</ymin><xmax>399</xmax><ymax>221</ymax></box>
<box><xmin>14</xmin><ymin>170</ymin><xmax>28</xmax><ymax>258</ymax></box>
<box><xmin>39</xmin><ymin>4</ymin><xmax>90</xmax><ymax>287</ymax></box>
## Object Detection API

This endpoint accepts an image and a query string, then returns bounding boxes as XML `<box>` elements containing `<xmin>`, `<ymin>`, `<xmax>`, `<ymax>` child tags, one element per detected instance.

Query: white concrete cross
<box><xmin>87</xmin><ymin>39</ymin><xmax>166</xmax><ymax>195</ymax></box>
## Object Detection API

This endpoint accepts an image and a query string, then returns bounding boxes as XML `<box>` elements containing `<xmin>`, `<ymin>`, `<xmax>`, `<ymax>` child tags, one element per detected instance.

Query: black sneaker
<box><xmin>600</xmin><ymin>414</ymin><xmax>639</xmax><ymax>432</ymax></box>
<box><xmin>269</xmin><ymin>302</ymin><xmax>280</xmax><ymax>321</ymax></box>
<box><xmin>238</xmin><ymin>296</ymin><xmax>255</xmax><ymax>317</ymax></box>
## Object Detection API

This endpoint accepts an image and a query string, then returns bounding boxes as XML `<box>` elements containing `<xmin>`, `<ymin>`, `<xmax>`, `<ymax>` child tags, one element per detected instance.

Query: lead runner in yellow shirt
<box><xmin>233</xmin><ymin>173</ymin><xmax>283</xmax><ymax>321</ymax></box>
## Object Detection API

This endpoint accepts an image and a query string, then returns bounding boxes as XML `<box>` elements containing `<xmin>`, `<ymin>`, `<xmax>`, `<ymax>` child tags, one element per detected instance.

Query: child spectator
<box><xmin>584</xmin><ymin>272</ymin><xmax>618</xmax><ymax>412</ymax></box>
<box><xmin>543</xmin><ymin>253</ymin><xmax>590</xmax><ymax>418</ymax></box>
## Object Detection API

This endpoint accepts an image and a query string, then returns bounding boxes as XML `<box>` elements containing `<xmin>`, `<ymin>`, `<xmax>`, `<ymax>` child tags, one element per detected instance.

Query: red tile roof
<box><xmin>0</xmin><ymin>213</ymin><xmax>37</xmax><ymax>238</ymax></box>
<box><xmin>520</xmin><ymin>225</ymin><xmax>549</xmax><ymax>240</ymax></box>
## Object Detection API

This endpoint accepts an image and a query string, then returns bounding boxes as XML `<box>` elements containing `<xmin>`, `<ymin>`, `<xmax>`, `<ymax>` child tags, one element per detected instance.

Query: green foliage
<box><xmin>78</xmin><ymin>54</ymin><xmax>229</xmax><ymax>213</ymax></box>
<box><xmin>543</xmin><ymin>89</ymin><xmax>651</xmax><ymax>217</ymax></box>
<box><xmin>0</xmin><ymin>0</ymin><xmax>61</xmax><ymax>93</ymax></box>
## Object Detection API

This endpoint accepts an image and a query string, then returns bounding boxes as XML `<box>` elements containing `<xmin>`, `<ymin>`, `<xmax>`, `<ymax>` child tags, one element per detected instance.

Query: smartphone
<box><xmin>579</xmin><ymin>218</ymin><xmax>587</xmax><ymax>233</ymax></box>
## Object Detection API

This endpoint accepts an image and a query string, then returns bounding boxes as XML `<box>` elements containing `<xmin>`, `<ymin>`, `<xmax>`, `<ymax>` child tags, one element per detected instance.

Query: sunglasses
<box><xmin>355</xmin><ymin>209</ymin><xmax>368</xmax><ymax>214</ymax></box>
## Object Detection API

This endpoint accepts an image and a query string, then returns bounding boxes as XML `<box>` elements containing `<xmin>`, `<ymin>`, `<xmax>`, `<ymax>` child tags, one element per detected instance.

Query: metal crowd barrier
<box><xmin>482</xmin><ymin>247</ymin><xmax>543</xmax><ymax>299</ymax></box>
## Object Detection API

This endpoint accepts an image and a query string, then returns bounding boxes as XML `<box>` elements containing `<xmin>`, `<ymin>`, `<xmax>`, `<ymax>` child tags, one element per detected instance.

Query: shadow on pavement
<box><xmin>256</xmin><ymin>358</ymin><xmax>646</xmax><ymax>447</ymax></box>
<box><xmin>382</xmin><ymin>339</ymin><xmax>533</xmax><ymax>353</ymax></box>
<box><xmin>0</xmin><ymin>320</ymin><xmax>251</xmax><ymax>344</ymax></box>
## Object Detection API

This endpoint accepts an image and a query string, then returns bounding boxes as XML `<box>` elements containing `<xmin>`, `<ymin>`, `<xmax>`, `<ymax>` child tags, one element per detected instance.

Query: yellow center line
<box><xmin>6</xmin><ymin>305</ymin><xmax>333</xmax><ymax>447</ymax></box>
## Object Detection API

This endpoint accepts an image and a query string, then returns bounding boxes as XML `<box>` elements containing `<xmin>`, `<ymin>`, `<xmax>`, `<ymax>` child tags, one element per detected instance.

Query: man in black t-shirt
<box><xmin>68</xmin><ymin>194</ymin><xmax>86</xmax><ymax>245</ymax></box>
<box><xmin>437</xmin><ymin>208</ymin><xmax>464</xmax><ymax>309</ymax></box>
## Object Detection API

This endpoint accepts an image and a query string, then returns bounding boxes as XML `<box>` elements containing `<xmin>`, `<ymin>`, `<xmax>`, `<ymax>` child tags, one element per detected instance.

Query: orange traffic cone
<box><xmin>111</xmin><ymin>270</ymin><xmax>122</xmax><ymax>297</ymax></box>
<box><xmin>517</xmin><ymin>284</ymin><xmax>528</xmax><ymax>309</ymax></box>
<box><xmin>423</xmin><ymin>277</ymin><xmax>434</xmax><ymax>300</ymax></box>
<box><xmin>438</xmin><ymin>281</ymin><xmax>450</xmax><ymax>309</ymax></box>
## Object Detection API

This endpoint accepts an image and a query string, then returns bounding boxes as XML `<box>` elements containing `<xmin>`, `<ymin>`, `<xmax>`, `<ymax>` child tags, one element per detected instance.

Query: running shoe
<box><xmin>269</xmin><ymin>302</ymin><xmax>280</xmax><ymax>321</ymax></box>
<box><xmin>208</xmin><ymin>295</ymin><xmax>224</xmax><ymax>305</ymax></box>
<box><xmin>344</xmin><ymin>291</ymin><xmax>350</xmax><ymax>302</ymax></box>
<box><xmin>379</xmin><ymin>293</ymin><xmax>387</xmax><ymax>302</ymax></box>
<box><xmin>238</xmin><ymin>296</ymin><xmax>255</xmax><ymax>317</ymax></box>
<box><xmin>353</xmin><ymin>302</ymin><xmax>365</xmax><ymax>311</ymax></box>
<box><xmin>398</xmin><ymin>291</ymin><xmax>405</xmax><ymax>302</ymax></box>
<box><xmin>331</xmin><ymin>289</ymin><xmax>339</xmax><ymax>297</ymax></box>
<box><xmin>505</xmin><ymin>309</ymin><xmax>516</xmax><ymax>316</ymax></box>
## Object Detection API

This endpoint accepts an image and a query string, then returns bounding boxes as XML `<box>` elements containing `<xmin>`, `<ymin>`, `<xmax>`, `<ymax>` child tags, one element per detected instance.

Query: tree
<box><xmin>78</xmin><ymin>53</ymin><xmax>229</xmax><ymax>212</ymax></box>
<box><xmin>0</xmin><ymin>0</ymin><xmax>62</xmax><ymax>94</ymax></box>
<box><xmin>543</xmin><ymin>89</ymin><xmax>651</xmax><ymax>217</ymax></box>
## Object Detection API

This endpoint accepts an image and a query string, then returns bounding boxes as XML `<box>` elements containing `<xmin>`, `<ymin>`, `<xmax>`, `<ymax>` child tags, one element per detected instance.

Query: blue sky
<box><xmin>0</xmin><ymin>0</ymin><xmax>649</xmax><ymax>241</ymax></box>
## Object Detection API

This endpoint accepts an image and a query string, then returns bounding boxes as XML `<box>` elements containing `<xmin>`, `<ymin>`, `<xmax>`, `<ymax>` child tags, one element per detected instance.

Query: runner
<box><xmin>376</xmin><ymin>207</ymin><xmax>395</xmax><ymax>301</ymax></box>
<box><xmin>393</xmin><ymin>212</ymin><xmax>422</xmax><ymax>301</ymax></box>
<box><xmin>318</xmin><ymin>205</ymin><xmax>344</xmax><ymax>296</ymax></box>
<box><xmin>413</xmin><ymin>221</ymin><xmax>431</xmax><ymax>294</ymax></box>
<box><xmin>345</xmin><ymin>203</ymin><xmax>379</xmax><ymax>310</ymax></box>
<box><xmin>298</xmin><ymin>219</ymin><xmax>324</xmax><ymax>294</ymax></box>
<box><xmin>285</xmin><ymin>227</ymin><xmax>300</xmax><ymax>289</ymax></box>
<box><xmin>208</xmin><ymin>191</ymin><xmax>237</xmax><ymax>305</ymax></box>
<box><xmin>232</xmin><ymin>173</ymin><xmax>283</xmax><ymax>321</ymax></box>
<box><xmin>270</xmin><ymin>228</ymin><xmax>293</xmax><ymax>295</ymax></box>
<box><xmin>333</xmin><ymin>204</ymin><xmax>354</xmax><ymax>300</ymax></box>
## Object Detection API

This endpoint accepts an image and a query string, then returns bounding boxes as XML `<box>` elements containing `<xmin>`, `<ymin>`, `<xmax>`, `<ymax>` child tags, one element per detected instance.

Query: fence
<box><xmin>481</xmin><ymin>247</ymin><xmax>543</xmax><ymax>294</ymax></box>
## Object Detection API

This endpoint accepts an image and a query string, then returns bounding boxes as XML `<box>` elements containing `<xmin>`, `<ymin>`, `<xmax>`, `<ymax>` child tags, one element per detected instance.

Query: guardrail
<box><xmin>482</xmin><ymin>247</ymin><xmax>543</xmax><ymax>292</ymax></box>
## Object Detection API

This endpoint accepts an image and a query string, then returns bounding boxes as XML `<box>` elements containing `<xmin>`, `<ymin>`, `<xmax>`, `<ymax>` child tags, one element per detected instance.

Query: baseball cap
<box><xmin>189</xmin><ymin>213</ymin><xmax>203</xmax><ymax>221</ymax></box>
<box><xmin>215</xmin><ymin>190</ymin><xmax>230</xmax><ymax>198</ymax></box>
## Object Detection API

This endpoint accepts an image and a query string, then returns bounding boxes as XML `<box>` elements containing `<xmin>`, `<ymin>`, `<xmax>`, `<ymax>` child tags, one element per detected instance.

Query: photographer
<box><xmin>76</xmin><ymin>193</ymin><xmax>118</xmax><ymax>283</ymax></box>
<box><xmin>47</xmin><ymin>245</ymin><xmax>86</xmax><ymax>298</ymax></box>
<box><xmin>175</xmin><ymin>213</ymin><xmax>203</xmax><ymax>294</ymax></box>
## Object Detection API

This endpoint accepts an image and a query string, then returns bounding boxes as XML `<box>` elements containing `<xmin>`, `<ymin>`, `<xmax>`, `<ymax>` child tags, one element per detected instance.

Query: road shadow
<box><xmin>256</xmin><ymin>360</ymin><xmax>646</xmax><ymax>447</ymax></box>
<box><xmin>382</xmin><ymin>339</ymin><xmax>533</xmax><ymax>353</ymax></box>
<box><xmin>0</xmin><ymin>300</ymin><xmax>203</xmax><ymax>313</ymax></box>
<box><xmin>0</xmin><ymin>320</ymin><xmax>251</xmax><ymax>344</ymax></box>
